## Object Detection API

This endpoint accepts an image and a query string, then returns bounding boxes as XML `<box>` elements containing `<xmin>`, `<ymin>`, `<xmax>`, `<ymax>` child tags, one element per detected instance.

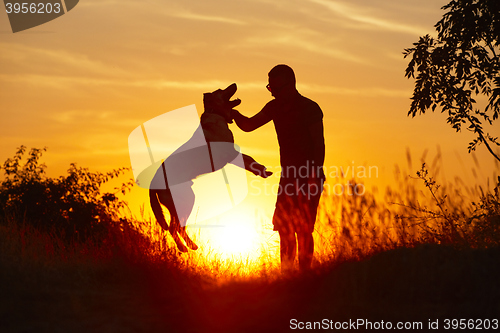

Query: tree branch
<box><xmin>466</xmin><ymin>113</ymin><xmax>500</xmax><ymax>162</ymax></box>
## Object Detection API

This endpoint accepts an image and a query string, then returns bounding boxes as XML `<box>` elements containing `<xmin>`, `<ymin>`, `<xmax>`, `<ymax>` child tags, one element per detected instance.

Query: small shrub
<box><xmin>0</xmin><ymin>146</ymin><xmax>134</xmax><ymax>242</ymax></box>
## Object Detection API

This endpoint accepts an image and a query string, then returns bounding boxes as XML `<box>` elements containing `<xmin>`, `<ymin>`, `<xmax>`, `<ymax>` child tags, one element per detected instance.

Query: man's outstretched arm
<box><xmin>231</xmin><ymin>109</ymin><xmax>272</xmax><ymax>132</ymax></box>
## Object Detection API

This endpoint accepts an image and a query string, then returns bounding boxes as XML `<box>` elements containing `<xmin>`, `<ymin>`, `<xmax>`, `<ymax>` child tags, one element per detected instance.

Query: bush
<box><xmin>0</xmin><ymin>146</ymin><xmax>134</xmax><ymax>242</ymax></box>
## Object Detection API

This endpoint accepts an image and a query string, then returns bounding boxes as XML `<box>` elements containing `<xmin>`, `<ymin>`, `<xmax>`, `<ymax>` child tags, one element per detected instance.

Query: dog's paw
<box><xmin>250</xmin><ymin>162</ymin><xmax>273</xmax><ymax>178</ymax></box>
<box><xmin>176</xmin><ymin>243</ymin><xmax>189</xmax><ymax>253</ymax></box>
<box><xmin>186</xmin><ymin>240</ymin><xmax>199</xmax><ymax>251</ymax></box>
<box><xmin>262</xmin><ymin>169</ymin><xmax>273</xmax><ymax>178</ymax></box>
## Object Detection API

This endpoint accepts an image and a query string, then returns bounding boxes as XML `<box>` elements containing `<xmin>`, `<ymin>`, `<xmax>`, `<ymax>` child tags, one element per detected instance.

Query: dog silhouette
<box><xmin>149</xmin><ymin>83</ymin><xmax>272</xmax><ymax>252</ymax></box>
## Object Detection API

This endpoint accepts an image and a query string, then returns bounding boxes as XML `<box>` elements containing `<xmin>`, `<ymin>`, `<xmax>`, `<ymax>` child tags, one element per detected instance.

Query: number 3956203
<box><xmin>5</xmin><ymin>2</ymin><xmax>62</xmax><ymax>14</ymax></box>
<box><xmin>444</xmin><ymin>319</ymin><xmax>498</xmax><ymax>330</ymax></box>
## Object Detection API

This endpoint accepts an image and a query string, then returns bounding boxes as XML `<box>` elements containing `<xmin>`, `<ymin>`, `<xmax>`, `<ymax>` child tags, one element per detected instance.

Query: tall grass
<box><xmin>0</xmin><ymin>150</ymin><xmax>500</xmax><ymax>279</ymax></box>
<box><xmin>313</xmin><ymin>155</ymin><xmax>500</xmax><ymax>267</ymax></box>
<box><xmin>2</xmin><ymin>146</ymin><xmax>499</xmax><ymax>332</ymax></box>
<box><xmin>1</xmin><ymin>146</ymin><xmax>499</xmax><ymax>280</ymax></box>
<box><xmin>121</xmin><ymin>152</ymin><xmax>499</xmax><ymax>280</ymax></box>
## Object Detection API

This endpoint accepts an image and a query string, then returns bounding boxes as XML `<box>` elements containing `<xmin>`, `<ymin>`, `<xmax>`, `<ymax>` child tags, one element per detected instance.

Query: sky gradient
<box><xmin>1</xmin><ymin>0</ymin><xmax>498</xmax><ymax>222</ymax></box>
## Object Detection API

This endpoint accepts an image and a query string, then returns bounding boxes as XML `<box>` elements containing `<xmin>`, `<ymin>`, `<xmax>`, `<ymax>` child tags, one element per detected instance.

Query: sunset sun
<box><xmin>200</xmin><ymin>212</ymin><xmax>264</xmax><ymax>261</ymax></box>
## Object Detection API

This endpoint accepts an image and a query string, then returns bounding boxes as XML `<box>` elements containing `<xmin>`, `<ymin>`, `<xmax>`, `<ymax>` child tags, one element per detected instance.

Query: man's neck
<box><xmin>277</xmin><ymin>89</ymin><xmax>300</xmax><ymax>103</ymax></box>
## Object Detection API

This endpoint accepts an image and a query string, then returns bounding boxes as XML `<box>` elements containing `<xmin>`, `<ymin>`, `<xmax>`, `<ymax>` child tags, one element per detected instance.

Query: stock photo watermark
<box><xmin>3</xmin><ymin>0</ymin><xmax>79</xmax><ymax>33</ymax></box>
<box><xmin>128</xmin><ymin>105</ymin><xmax>249</xmax><ymax>227</ymax></box>
<box><xmin>128</xmin><ymin>104</ymin><xmax>379</xmax><ymax>227</ymax></box>
<box><xmin>250</xmin><ymin>162</ymin><xmax>379</xmax><ymax>198</ymax></box>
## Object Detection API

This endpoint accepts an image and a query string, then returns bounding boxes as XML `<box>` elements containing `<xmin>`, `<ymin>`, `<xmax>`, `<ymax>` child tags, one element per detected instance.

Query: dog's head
<box><xmin>203</xmin><ymin>83</ymin><xmax>241</xmax><ymax>124</ymax></box>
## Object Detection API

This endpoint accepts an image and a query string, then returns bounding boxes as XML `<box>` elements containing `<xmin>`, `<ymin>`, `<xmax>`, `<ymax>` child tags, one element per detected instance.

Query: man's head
<box><xmin>267</xmin><ymin>64</ymin><xmax>297</xmax><ymax>99</ymax></box>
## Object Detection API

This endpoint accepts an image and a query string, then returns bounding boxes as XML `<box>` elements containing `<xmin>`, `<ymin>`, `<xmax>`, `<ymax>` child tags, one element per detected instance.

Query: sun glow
<box><xmin>202</xmin><ymin>212</ymin><xmax>262</xmax><ymax>260</ymax></box>
<box><xmin>185</xmin><ymin>205</ymin><xmax>281</xmax><ymax>268</ymax></box>
<box><xmin>215</xmin><ymin>224</ymin><xmax>257</xmax><ymax>255</ymax></box>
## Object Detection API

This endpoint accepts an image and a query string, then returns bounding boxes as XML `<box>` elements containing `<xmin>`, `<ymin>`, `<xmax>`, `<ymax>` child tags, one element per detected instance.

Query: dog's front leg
<box><xmin>239</xmin><ymin>154</ymin><xmax>273</xmax><ymax>178</ymax></box>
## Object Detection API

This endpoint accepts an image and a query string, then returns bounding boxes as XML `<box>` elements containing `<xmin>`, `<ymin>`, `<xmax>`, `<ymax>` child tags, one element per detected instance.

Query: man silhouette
<box><xmin>232</xmin><ymin>64</ymin><xmax>325</xmax><ymax>271</ymax></box>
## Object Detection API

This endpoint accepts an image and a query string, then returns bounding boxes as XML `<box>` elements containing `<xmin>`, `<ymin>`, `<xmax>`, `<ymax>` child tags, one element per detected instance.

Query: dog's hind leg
<box><xmin>150</xmin><ymin>189</ymin><xmax>189</xmax><ymax>252</ymax></box>
<box><xmin>165</xmin><ymin>185</ymin><xmax>198</xmax><ymax>252</ymax></box>
<box><xmin>175</xmin><ymin>187</ymin><xmax>198</xmax><ymax>251</ymax></box>
<box><xmin>169</xmin><ymin>215</ymin><xmax>189</xmax><ymax>253</ymax></box>
<box><xmin>150</xmin><ymin>190</ymin><xmax>170</xmax><ymax>231</ymax></box>
<box><xmin>178</xmin><ymin>225</ymin><xmax>198</xmax><ymax>250</ymax></box>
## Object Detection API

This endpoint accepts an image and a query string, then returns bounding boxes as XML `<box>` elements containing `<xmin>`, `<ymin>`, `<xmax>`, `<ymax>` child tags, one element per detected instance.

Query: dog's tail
<box><xmin>149</xmin><ymin>189</ymin><xmax>169</xmax><ymax>231</ymax></box>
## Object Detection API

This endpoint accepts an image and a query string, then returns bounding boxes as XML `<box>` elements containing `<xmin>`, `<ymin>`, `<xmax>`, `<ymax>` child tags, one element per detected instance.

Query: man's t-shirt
<box><xmin>261</xmin><ymin>93</ymin><xmax>323</xmax><ymax>173</ymax></box>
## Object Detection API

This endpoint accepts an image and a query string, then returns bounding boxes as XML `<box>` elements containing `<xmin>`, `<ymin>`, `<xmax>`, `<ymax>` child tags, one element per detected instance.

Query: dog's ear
<box><xmin>203</xmin><ymin>92</ymin><xmax>211</xmax><ymax>102</ymax></box>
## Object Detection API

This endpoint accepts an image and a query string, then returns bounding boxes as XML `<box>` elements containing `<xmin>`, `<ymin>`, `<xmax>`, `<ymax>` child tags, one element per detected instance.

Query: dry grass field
<box><xmin>1</xmin><ymin>147</ymin><xmax>499</xmax><ymax>332</ymax></box>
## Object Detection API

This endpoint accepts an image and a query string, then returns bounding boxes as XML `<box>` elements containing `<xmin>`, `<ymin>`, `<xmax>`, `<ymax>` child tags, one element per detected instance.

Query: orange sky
<box><xmin>1</xmin><ymin>0</ymin><xmax>498</xmax><ymax>224</ymax></box>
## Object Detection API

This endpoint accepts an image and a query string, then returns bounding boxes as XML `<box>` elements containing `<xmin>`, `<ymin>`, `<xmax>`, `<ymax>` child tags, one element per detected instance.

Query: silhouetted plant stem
<box><xmin>416</xmin><ymin>163</ymin><xmax>457</xmax><ymax>242</ymax></box>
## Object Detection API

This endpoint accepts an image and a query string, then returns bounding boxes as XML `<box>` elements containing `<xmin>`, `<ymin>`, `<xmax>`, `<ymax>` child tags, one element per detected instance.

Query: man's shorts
<box><xmin>272</xmin><ymin>176</ymin><xmax>324</xmax><ymax>234</ymax></box>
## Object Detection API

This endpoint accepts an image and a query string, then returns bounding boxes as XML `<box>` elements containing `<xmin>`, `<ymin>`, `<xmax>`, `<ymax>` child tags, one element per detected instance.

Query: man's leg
<box><xmin>279</xmin><ymin>230</ymin><xmax>296</xmax><ymax>272</ymax></box>
<box><xmin>297</xmin><ymin>231</ymin><xmax>314</xmax><ymax>271</ymax></box>
<box><xmin>296</xmin><ymin>177</ymin><xmax>323</xmax><ymax>271</ymax></box>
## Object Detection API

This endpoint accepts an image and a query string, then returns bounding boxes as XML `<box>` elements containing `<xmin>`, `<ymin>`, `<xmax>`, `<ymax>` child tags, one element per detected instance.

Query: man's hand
<box><xmin>230</xmin><ymin>109</ymin><xmax>240</xmax><ymax>122</ymax></box>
